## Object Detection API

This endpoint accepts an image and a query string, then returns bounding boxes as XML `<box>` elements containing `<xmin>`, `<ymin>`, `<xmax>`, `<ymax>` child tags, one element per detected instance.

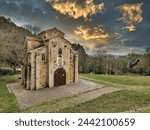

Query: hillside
<box><xmin>0</xmin><ymin>16</ymin><xmax>33</xmax><ymax>48</ymax></box>
<box><xmin>0</xmin><ymin>16</ymin><xmax>33</xmax><ymax>71</ymax></box>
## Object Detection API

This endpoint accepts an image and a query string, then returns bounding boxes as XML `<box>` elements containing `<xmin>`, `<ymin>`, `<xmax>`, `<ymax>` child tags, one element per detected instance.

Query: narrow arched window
<box><xmin>58</xmin><ymin>48</ymin><xmax>62</xmax><ymax>57</ymax></box>
<box><xmin>58</xmin><ymin>48</ymin><xmax>62</xmax><ymax>55</ymax></box>
<box><xmin>42</xmin><ymin>54</ymin><xmax>46</xmax><ymax>61</ymax></box>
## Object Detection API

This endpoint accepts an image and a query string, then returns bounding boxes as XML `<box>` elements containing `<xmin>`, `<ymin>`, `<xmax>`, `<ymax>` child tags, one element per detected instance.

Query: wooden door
<box><xmin>54</xmin><ymin>68</ymin><xmax>66</xmax><ymax>86</ymax></box>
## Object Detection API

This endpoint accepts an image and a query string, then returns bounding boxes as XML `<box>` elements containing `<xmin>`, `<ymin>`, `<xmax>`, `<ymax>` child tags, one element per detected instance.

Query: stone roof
<box><xmin>49</xmin><ymin>36</ymin><xmax>72</xmax><ymax>45</ymax></box>
<box><xmin>38</xmin><ymin>27</ymin><xmax>65</xmax><ymax>36</ymax></box>
<box><xmin>28</xmin><ymin>45</ymin><xmax>46</xmax><ymax>53</ymax></box>
<box><xmin>26</xmin><ymin>36</ymin><xmax>43</xmax><ymax>42</ymax></box>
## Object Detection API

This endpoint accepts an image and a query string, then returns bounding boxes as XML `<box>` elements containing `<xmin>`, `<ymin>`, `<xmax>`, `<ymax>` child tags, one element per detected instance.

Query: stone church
<box><xmin>21</xmin><ymin>27</ymin><xmax>78</xmax><ymax>90</ymax></box>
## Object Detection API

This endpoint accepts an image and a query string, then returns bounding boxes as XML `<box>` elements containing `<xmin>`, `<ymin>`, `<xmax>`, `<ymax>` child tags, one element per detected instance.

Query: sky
<box><xmin>0</xmin><ymin>0</ymin><xmax>150</xmax><ymax>55</ymax></box>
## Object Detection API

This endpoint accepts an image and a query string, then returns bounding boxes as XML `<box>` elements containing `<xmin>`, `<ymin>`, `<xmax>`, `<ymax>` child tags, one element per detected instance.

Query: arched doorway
<box><xmin>54</xmin><ymin>68</ymin><xmax>66</xmax><ymax>86</ymax></box>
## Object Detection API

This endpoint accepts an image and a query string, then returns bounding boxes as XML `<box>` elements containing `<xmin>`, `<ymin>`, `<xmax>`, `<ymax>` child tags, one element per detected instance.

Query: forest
<box><xmin>72</xmin><ymin>43</ymin><xmax>150</xmax><ymax>75</ymax></box>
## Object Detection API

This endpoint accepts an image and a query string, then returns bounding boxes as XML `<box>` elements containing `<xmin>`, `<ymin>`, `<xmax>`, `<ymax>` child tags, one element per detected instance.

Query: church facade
<box><xmin>21</xmin><ymin>27</ymin><xmax>78</xmax><ymax>90</ymax></box>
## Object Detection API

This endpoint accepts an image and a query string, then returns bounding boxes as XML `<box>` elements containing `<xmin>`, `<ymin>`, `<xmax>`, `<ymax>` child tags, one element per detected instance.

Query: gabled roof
<box><xmin>26</xmin><ymin>36</ymin><xmax>43</xmax><ymax>42</ymax></box>
<box><xmin>38</xmin><ymin>27</ymin><xmax>65</xmax><ymax>36</ymax></box>
<box><xmin>49</xmin><ymin>36</ymin><xmax>72</xmax><ymax>46</ymax></box>
<box><xmin>28</xmin><ymin>45</ymin><xmax>46</xmax><ymax>53</ymax></box>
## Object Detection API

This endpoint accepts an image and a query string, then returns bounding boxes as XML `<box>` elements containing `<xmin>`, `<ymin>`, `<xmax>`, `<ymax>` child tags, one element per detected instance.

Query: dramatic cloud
<box><xmin>74</xmin><ymin>25</ymin><xmax>109</xmax><ymax>40</ymax></box>
<box><xmin>122</xmin><ymin>24</ymin><xmax>136</xmax><ymax>32</ymax></box>
<box><xmin>46</xmin><ymin>0</ymin><xmax>105</xmax><ymax>20</ymax></box>
<box><xmin>117</xmin><ymin>3</ymin><xmax>143</xmax><ymax>31</ymax></box>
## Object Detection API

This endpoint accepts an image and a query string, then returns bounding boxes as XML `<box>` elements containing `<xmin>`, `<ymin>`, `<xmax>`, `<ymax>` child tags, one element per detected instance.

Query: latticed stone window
<box><xmin>58</xmin><ymin>48</ymin><xmax>62</xmax><ymax>54</ymax></box>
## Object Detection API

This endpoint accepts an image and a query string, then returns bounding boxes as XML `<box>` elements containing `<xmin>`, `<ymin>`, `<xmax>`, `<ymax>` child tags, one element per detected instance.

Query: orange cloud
<box><xmin>75</xmin><ymin>25</ymin><xmax>109</xmax><ymax>40</ymax></box>
<box><xmin>122</xmin><ymin>24</ymin><xmax>136</xmax><ymax>32</ymax></box>
<box><xmin>117</xmin><ymin>3</ymin><xmax>143</xmax><ymax>31</ymax></box>
<box><xmin>47</xmin><ymin>0</ymin><xmax>105</xmax><ymax>20</ymax></box>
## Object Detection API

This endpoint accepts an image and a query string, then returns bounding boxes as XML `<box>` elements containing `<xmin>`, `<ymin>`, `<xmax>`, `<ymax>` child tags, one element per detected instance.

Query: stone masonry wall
<box><xmin>23</xmin><ymin>28</ymin><xmax>78</xmax><ymax>90</ymax></box>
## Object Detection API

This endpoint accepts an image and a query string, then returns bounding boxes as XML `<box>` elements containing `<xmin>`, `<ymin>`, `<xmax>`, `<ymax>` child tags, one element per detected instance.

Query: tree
<box><xmin>127</xmin><ymin>53</ymin><xmax>141</xmax><ymax>68</ymax></box>
<box><xmin>72</xmin><ymin>43</ymin><xmax>89</xmax><ymax>73</ymax></box>
<box><xmin>145</xmin><ymin>47</ymin><xmax>150</xmax><ymax>54</ymax></box>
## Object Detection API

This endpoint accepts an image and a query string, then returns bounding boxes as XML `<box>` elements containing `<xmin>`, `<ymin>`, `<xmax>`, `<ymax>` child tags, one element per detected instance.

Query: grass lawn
<box><xmin>138</xmin><ymin>108</ymin><xmax>150</xmax><ymax>112</ymax></box>
<box><xmin>59</xmin><ymin>90</ymin><xmax>150</xmax><ymax>112</ymax></box>
<box><xmin>23</xmin><ymin>89</ymin><xmax>150</xmax><ymax>113</ymax></box>
<box><xmin>79</xmin><ymin>74</ymin><xmax>150</xmax><ymax>91</ymax></box>
<box><xmin>0</xmin><ymin>74</ymin><xmax>20</xmax><ymax>112</ymax></box>
<box><xmin>58</xmin><ymin>74</ymin><xmax>150</xmax><ymax>112</ymax></box>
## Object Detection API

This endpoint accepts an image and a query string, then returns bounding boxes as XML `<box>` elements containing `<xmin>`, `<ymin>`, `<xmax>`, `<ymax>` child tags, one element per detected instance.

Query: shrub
<box><xmin>0</xmin><ymin>69</ymin><xmax>20</xmax><ymax>75</ymax></box>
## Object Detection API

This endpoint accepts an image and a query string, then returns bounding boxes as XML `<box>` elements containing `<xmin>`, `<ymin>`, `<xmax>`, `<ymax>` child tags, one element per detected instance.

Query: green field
<box><xmin>59</xmin><ymin>90</ymin><xmax>150</xmax><ymax>112</ymax></box>
<box><xmin>0</xmin><ymin>74</ymin><xmax>150</xmax><ymax>112</ymax></box>
<box><xmin>59</xmin><ymin>74</ymin><xmax>150</xmax><ymax>112</ymax></box>
<box><xmin>0</xmin><ymin>75</ymin><xmax>20</xmax><ymax>112</ymax></box>
<box><xmin>80</xmin><ymin>74</ymin><xmax>150</xmax><ymax>91</ymax></box>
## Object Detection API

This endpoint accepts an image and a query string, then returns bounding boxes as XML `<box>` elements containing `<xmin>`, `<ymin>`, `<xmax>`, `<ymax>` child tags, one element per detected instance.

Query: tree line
<box><xmin>72</xmin><ymin>44</ymin><xmax>150</xmax><ymax>76</ymax></box>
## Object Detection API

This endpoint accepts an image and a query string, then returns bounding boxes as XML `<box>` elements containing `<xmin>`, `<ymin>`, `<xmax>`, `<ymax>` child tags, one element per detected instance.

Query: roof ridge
<box><xmin>38</xmin><ymin>27</ymin><xmax>65</xmax><ymax>36</ymax></box>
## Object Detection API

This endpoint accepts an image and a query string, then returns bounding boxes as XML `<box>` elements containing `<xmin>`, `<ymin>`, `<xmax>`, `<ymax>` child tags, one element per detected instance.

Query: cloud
<box><xmin>46</xmin><ymin>0</ymin><xmax>105</xmax><ymax>20</ymax></box>
<box><xmin>117</xmin><ymin>3</ymin><xmax>143</xmax><ymax>31</ymax></box>
<box><xmin>122</xmin><ymin>24</ymin><xmax>136</xmax><ymax>32</ymax></box>
<box><xmin>74</xmin><ymin>25</ymin><xmax>109</xmax><ymax>40</ymax></box>
<box><xmin>24</xmin><ymin>24</ymin><xmax>42</xmax><ymax>34</ymax></box>
<box><xmin>72</xmin><ymin>25</ymin><xmax>111</xmax><ymax>52</ymax></box>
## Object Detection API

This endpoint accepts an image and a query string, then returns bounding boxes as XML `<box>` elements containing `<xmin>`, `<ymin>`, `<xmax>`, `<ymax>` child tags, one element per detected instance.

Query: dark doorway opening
<box><xmin>54</xmin><ymin>68</ymin><xmax>66</xmax><ymax>87</ymax></box>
